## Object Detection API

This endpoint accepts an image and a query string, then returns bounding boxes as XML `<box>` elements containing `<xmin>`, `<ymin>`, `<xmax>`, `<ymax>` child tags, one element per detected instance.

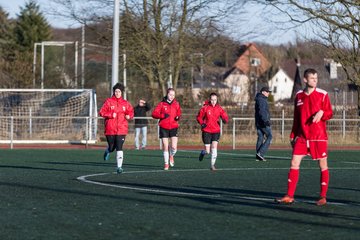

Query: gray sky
<box><xmin>2</xmin><ymin>0</ymin><xmax>306</xmax><ymax>45</ymax></box>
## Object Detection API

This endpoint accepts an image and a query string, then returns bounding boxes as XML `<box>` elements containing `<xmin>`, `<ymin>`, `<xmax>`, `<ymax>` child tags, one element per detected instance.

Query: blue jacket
<box><xmin>255</xmin><ymin>92</ymin><xmax>270</xmax><ymax>128</ymax></box>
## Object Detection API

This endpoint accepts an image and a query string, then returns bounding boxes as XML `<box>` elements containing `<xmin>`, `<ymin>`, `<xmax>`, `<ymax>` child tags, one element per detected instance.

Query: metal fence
<box><xmin>1</xmin><ymin>109</ymin><xmax>359</xmax><ymax>149</ymax></box>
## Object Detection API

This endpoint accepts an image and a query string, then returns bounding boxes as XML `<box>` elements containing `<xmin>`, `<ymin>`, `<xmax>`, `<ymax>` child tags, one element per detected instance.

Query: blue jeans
<box><xmin>256</xmin><ymin>126</ymin><xmax>272</xmax><ymax>156</ymax></box>
<box><xmin>135</xmin><ymin>126</ymin><xmax>147</xmax><ymax>149</ymax></box>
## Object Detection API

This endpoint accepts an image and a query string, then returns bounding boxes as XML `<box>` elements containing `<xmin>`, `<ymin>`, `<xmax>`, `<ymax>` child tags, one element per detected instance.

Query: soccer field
<box><xmin>0</xmin><ymin>149</ymin><xmax>359</xmax><ymax>240</ymax></box>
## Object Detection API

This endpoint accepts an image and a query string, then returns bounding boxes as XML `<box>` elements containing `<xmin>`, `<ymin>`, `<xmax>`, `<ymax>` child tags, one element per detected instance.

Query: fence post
<box><xmin>220</xmin><ymin>120</ymin><xmax>223</xmax><ymax>136</ymax></box>
<box><xmin>232</xmin><ymin>118</ymin><xmax>235</xmax><ymax>150</ymax></box>
<box><xmin>342</xmin><ymin>110</ymin><xmax>346</xmax><ymax>139</ymax></box>
<box><xmin>29</xmin><ymin>107</ymin><xmax>32</xmax><ymax>138</ymax></box>
<box><xmin>281</xmin><ymin>109</ymin><xmax>285</xmax><ymax>142</ymax></box>
<box><xmin>10</xmin><ymin>116</ymin><xmax>14</xmax><ymax>149</ymax></box>
<box><xmin>85</xmin><ymin>117</ymin><xmax>89</xmax><ymax>148</ymax></box>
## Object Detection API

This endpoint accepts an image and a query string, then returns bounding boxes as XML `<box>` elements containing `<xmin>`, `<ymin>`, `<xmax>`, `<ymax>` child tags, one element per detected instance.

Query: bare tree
<box><xmin>47</xmin><ymin>0</ymin><xmax>249</xmax><ymax>99</ymax></box>
<box><xmin>255</xmin><ymin>0</ymin><xmax>360</xmax><ymax>115</ymax></box>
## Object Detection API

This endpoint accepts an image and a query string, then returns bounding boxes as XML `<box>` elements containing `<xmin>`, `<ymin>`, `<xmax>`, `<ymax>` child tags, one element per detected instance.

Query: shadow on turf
<box><xmin>331</xmin><ymin>186</ymin><xmax>360</xmax><ymax>193</ymax></box>
<box><xmin>94</xmin><ymin>181</ymin><xmax>360</xmax><ymax>227</ymax></box>
<box><xmin>40</xmin><ymin>161</ymin><xmax>161</xmax><ymax>170</ymax></box>
<box><xmin>0</xmin><ymin>164</ymin><xmax>72</xmax><ymax>172</ymax></box>
<box><xmin>3</xmin><ymin>179</ymin><xmax>359</xmax><ymax>231</ymax></box>
<box><xmin>97</xmin><ymin>180</ymin><xmax>360</xmax><ymax>208</ymax></box>
<box><xmin>189</xmin><ymin>185</ymin><xmax>360</xmax><ymax>206</ymax></box>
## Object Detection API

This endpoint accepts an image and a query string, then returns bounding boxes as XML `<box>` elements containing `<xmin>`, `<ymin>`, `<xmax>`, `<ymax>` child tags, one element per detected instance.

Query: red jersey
<box><xmin>290</xmin><ymin>88</ymin><xmax>333</xmax><ymax>140</ymax></box>
<box><xmin>99</xmin><ymin>96</ymin><xmax>134</xmax><ymax>135</ymax></box>
<box><xmin>197</xmin><ymin>101</ymin><xmax>229</xmax><ymax>133</ymax></box>
<box><xmin>152</xmin><ymin>98</ymin><xmax>182</xmax><ymax>130</ymax></box>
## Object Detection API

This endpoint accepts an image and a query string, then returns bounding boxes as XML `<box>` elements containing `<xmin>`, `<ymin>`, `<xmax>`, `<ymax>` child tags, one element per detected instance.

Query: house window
<box><xmin>273</xmin><ymin>86</ymin><xmax>277</xmax><ymax>93</ymax></box>
<box><xmin>285</xmin><ymin>78</ymin><xmax>287</xmax><ymax>83</ymax></box>
<box><xmin>250</xmin><ymin>58</ymin><xmax>261</xmax><ymax>66</ymax></box>
<box><xmin>232</xmin><ymin>86</ymin><xmax>241</xmax><ymax>94</ymax></box>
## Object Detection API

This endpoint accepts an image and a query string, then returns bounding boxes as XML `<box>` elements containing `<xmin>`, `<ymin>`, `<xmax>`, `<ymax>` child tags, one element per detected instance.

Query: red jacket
<box><xmin>152</xmin><ymin>97</ymin><xmax>181</xmax><ymax>130</ymax></box>
<box><xmin>290</xmin><ymin>88</ymin><xmax>333</xmax><ymax>140</ymax></box>
<box><xmin>99</xmin><ymin>96</ymin><xmax>134</xmax><ymax>135</ymax></box>
<box><xmin>197</xmin><ymin>101</ymin><xmax>229</xmax><ymax>133</ymax></box>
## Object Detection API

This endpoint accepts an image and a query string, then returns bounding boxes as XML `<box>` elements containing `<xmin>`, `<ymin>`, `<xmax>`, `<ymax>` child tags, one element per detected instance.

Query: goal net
<box><xmin>0</xmin><ymin>89</ymin><xmax>97</xmax><ymax>144</ymax></box>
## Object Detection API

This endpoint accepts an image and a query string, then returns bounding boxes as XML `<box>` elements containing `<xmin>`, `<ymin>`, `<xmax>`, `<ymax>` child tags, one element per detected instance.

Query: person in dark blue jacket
<box><xmin>134</xmin><ymin>99</ymin><xmax>151</xmax><ymax>150</ymax></box>
<box><xmin>255</xmin><ymin>87</ymin><xmax>273</xmax><ymax>161</ymax></box>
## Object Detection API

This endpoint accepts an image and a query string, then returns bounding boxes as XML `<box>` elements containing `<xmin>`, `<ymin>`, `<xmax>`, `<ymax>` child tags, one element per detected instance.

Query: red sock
<box><xmin>320</xmin><ymin>169</ymin><xmax>329</xmax><ymax>198</ymax></box>
<box><xmin>287</xmin><ymin>168</ymin><xmax>299</xmax><ymax>197</ymax></box>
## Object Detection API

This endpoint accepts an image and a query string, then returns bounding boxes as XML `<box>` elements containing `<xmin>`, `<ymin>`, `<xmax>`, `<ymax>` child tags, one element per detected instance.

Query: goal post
<box><xmin>0</xmin><ymin>89</ymin><xmax>97</xmax><ymax>146</ymax></box>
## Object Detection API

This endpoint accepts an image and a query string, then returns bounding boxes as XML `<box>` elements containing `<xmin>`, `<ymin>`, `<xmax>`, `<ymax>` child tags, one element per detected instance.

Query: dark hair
<box><xmin>113</xmin><ymin>83</ymin><xmax>125</xmax><ymax>93</ymax></box>
<box><xmin>209</xmin><ymin>92</ymin><xmax>217</xmax><ymax>98</ymax></box>
<box><xmin>304</xmin><ymin>68</ymin><xmax>318</xmax><ymax>78</ymax></box>
<box><xmin>167</xmin><ymin>88</ymin><xmax>175</xmax><ymax>94</ymax></box>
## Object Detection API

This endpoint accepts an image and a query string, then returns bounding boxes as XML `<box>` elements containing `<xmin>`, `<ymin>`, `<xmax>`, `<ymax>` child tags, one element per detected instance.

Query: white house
<box><xmin>268</xmin><ymin>68</ymin><xmax>294</xmax><ymax>102</ymax></box>
<box><xmin>222</xmin><ymin>68</ymin><xmax>250</xmax><ymax>103</ymax></box>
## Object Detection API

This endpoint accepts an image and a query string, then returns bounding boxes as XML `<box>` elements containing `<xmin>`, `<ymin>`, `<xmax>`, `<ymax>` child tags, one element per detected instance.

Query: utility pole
<box><xmin>111</xmin><ymin>0</ymin><xmax>120</xmax><ymax>95</ymax></box>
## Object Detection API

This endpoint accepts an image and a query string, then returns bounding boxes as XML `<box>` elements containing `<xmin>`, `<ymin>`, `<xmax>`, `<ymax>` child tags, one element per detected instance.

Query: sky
<box><xmin>1</xmin><ymin>0</ymin><xmax>305</xmax><ymax>45</ymax></box>
<box><xmin>1</xmin><ymin>0</ymin><xmax>78</xmax><ymax>28</ymax></box>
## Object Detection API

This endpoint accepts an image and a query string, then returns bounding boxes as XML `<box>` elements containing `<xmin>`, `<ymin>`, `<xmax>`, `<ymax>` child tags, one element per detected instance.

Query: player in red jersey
<box><xmin>276</xmin><ymin>68</ymin><xmax>333</xmax><ymax>206</ymax></box>
<box><xmin>99</xmin><ymin>83</ymin><xmax>134</xmax><ymax>174</ymax></box>
<box><xmin>197</xmin><ymin>93</ymin><xmax>229</xmax><ymax>171</ymax></box>
<box><xmin>152</xmin><ymin>88</ymin><xmax>182</xmax><ymax>170</ymax></box>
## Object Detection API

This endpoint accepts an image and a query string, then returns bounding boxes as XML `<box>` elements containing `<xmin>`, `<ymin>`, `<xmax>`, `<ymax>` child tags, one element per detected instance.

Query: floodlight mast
<box><xmin>111</xmin><ymin>0</ymin><xmax>120</xmax><ymax>97</ymax></box>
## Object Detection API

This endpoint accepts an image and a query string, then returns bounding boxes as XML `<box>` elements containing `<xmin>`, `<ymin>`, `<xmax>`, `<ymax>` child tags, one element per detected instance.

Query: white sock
<box><xmin>163</xmin><ymin>151</ymin><xmax>169</xmax><ymax>164</ymax></box>
<box><xmin>211</xmin><ymin>148</ymin><xmax>217</xmax><ymax>166</ymax></box>
<box><xmin>205</xmin><ymin>144</ymin><xmax>211</xmax><ymax>154</ymax></box>
<box><xmin>116</xmin><ymin>151</ymin><xmax>123</xmax><ymax>168</ymax></box>
<box><xmin>170</xmin><ymin>147</ymin><xmax>177</xmax><ymax>156</ymax></box>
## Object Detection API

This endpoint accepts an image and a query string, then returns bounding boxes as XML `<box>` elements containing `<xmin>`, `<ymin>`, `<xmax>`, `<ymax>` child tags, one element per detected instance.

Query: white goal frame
<box><xmin>0</xmin><ymin>89</ymin><xmax>97</xmax><ymax>148</ymax></box>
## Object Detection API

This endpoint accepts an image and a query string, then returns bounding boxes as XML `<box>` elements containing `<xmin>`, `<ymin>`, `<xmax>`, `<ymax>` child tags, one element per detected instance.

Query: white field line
<box><xmin>77</xmin><ymin>172</ymin><xmax>221</xmax><ymax>198</ymax></box>
<box><xmin>77</xmin><ymin>167</ymin><xmax>356</xmax><ymax>206</ymax></box>
<box><xmin>344</xmin><ymin>161</ymin><xmax>360</xmax><ymax>165</ymax></box>
<box><xmin>179</xmin><ymin>150</ymin><xmax>291</xmax><ymax>160</ymax></box>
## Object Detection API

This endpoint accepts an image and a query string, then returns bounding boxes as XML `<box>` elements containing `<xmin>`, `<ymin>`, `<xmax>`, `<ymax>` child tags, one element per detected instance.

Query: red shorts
<box><xmin>292</xmin><ymin>137</ymin><xmax>328</xmax><ymax>160</ymax></box>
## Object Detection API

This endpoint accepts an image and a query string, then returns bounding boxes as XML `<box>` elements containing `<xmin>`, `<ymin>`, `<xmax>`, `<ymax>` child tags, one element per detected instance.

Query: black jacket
<box><xmin>255</xmin><ymin>93</ymin><xmax>270</xmax><ymax>128</ymax></box>
<box><xmin>134</xmin><ymin>102</ymin><xmax>151</xmax><ymax>128</ymax></box>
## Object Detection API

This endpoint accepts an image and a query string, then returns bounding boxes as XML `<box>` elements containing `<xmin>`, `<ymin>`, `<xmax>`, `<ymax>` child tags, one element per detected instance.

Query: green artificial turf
<box><xmin>0</xmin><ymin>149</ymin><xmax>359</xmax><ymax>240</ymax></box>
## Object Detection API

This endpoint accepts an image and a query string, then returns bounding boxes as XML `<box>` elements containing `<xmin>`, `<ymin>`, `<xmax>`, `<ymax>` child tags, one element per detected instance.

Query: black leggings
<box><xmin>106</xmin><ymin>135</ymin><xmax>126</xmax><ymax>152</ymax></box>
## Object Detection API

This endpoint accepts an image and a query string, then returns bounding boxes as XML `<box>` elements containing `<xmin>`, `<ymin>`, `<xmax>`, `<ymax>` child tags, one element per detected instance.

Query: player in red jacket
<box><xmin>99</xmin><ymin>83</ymin><xmax>134</xmax><ymax>174</ymax></box>
<box><xmin>152</xmin><ymin>88</ymin><xmax>182</xmax><ymax>170</ymax></box>
<box><xmin>276</xmin><ymin>68</ymin><xmax>333</xmax><ymax>206</ymax></box>
<box><xmin>197</xmin><ymin>93</ymin><xmax>229</xmax><ymax>171</ymax></box>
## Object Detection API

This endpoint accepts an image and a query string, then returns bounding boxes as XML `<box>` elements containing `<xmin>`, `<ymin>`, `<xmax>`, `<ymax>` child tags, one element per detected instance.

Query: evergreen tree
<box><xmin>0</xmin><ymin>7</ymin><xmax>15</xmax><ymax>59</ymax></box>
<box><xmin>14</xmin><ymin>0</ymin><xmax>51</xmax><ymax>51</ymax></box>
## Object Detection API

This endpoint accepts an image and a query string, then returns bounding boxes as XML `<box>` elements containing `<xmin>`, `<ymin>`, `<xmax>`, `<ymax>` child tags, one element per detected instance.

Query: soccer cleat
<box><xmin>210</xmin><ymin>165</ymin><xmax>217</xmax><ymax>171</ymax></box>
<box><xmin>169</xmin><ymin>155</ymin><xmax>174</xmax><ymax>167</ymax></box>
<box><xmin>316</xmin><ymin>197</ymin><xmax>327</xmax><ymax>206</ymax></box>
<box><xmin>164</xmin><ymin>163</ymin><xmax>169</xmax><ymax>170</ymax></box>
<box><xmin>103</xmin><ymin>151</ymin><xmax>110</xmax><ymax>161</ymax></box>
<box><xmin>256</xmin><ymin>153</ymin><xmax>267</xmax><ymax>162</ymax></box>
<box><xmin>116</xmin><ymin>167</ymin><xmax>123</xmax><ymax>174</ymax></box>
<box><xmin>275</xmin><ymin>195</ymin><xmax>295</xmax><ymax>204</ymax></box>
<box><xmin>199</xmin><ymin>150</ymin><xmax>206</xmax><ymax>161</ymax></box>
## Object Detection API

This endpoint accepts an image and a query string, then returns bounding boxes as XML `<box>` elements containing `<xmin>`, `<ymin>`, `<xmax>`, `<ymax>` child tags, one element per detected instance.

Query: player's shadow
<box><xmin>111</xmin><ymin>181</ymin><xmax>360</xmax><ymax>226</ymax></box>
<box><xmin>331</xmin><ymin>186</ymin><xmax>360</xmax><ymax>192</ymax></box>
<box><xmin>40</xmin><ymin>161</ymin><xmax>161</xmax><ymax>170</ymax></box>
<box><xmin>0</xmin><ymin>164</ymin><xmax>72</xmax><ymax>172</ymax></box>
<box><xmin>188</xmin><ymin>185</ymin><xmax>360</xmax><ymax>206</ymax></box>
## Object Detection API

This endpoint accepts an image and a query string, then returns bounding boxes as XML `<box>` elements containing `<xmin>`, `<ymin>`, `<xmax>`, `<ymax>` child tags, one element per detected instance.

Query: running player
<box><xmin>152</xmin><ymin>88</ymin><xmax>182</xmax><ymax>170</ymax></box>
<box><xmin>99</xmin><ymin>83</ymin><xmax>134</xmax><ymax>174</ymax></box>
<box><xmin>197</xmin><ymin>92</ymin><xmax>229</xmax><ymax>171</ymax></box>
